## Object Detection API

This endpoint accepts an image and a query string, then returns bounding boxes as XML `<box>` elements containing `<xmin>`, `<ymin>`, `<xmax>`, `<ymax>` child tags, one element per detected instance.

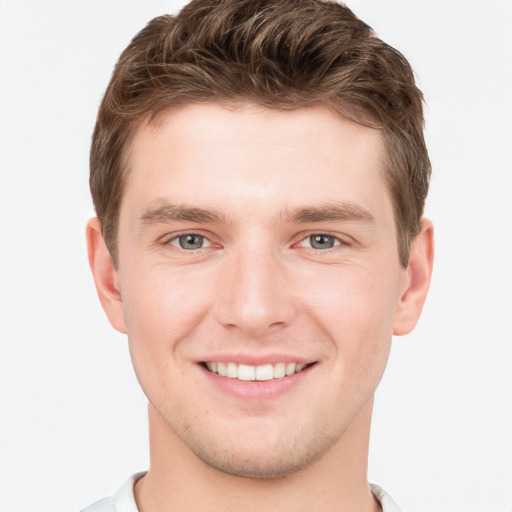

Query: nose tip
<box><xmin>215</xmin><ymin>253</ymin><xmax>297</xmax><ymax>337</ymax></box>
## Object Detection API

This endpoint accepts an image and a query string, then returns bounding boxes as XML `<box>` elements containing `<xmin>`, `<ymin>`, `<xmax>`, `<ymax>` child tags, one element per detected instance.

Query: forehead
<box><xmin>123</xmin><ymin>103</ymin><xmax>390</xmax><ymax>221</ymax></box>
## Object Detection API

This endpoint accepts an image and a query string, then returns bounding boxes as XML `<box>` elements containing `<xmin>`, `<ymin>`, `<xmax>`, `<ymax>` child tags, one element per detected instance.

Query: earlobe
<box><xmin>393</xmin><ymin>218</ymin><xmax>434</xmax><ymax>336</ymax></box>
<box><xmin>86</xmin><ymin>218</ymin><xmax>127</xmax><ymax>334</ymax></box>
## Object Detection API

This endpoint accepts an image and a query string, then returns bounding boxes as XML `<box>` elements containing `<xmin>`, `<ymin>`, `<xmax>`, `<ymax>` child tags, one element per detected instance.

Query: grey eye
<box><xmin>309</xmin><ymin>234</ymin><xmax>337</xmax><ymax>249</ymax></box>
<box><xmin>176</xmin><ymin>234</ymin><xmax>205</xmax><ymax>250</ymax></box>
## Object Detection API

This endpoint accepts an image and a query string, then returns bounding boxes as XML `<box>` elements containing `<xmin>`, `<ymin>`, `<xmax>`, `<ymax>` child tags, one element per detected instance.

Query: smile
<box><xmin>204</xmin><ymin>362</ymin><xmax>311</xmax><ymax>381</ymax></box>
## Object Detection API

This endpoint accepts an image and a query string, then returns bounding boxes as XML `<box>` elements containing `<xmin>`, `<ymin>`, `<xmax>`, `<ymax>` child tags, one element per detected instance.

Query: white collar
<box><xmin>111</xmin><ymin>473</ymin><xmax>402</xmax><ymax>512</ymax></box>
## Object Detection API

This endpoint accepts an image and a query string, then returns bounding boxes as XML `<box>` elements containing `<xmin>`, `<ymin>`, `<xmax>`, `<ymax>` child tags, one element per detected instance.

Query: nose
<box><xmin>215</xmin><ymin>243</ymin><xmax>297</xmax><ymax>338</ymax></box>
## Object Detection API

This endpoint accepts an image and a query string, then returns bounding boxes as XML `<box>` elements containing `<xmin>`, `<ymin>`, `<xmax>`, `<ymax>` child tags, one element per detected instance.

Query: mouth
<box><xmin>202</xmin><ymin>361</ymin><xmax>315</xmax><ymax>381</ymax></box>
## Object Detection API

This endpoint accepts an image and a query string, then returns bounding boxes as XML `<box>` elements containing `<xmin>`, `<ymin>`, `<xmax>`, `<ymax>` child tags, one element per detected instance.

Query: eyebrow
<box><xmin>282</xmin><ymin>201</ymin><xmax>375</xmax><ymax>224</ymax></box>
<box><xmin>139</xmin><ymin>200</ymin><xmax>375</xmax><ymax>226</ymax></box>
<box><xmin>140</xmin><ymin>202</ymin><xmax>227</xmax><ymax>224</ymax></box>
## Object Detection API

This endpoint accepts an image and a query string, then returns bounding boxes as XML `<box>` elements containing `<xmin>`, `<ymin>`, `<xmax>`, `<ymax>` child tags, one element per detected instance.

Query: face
<box><xmin>110</xmin><ymin>104</ymin><xmax>411</xmax><ymax>478</ymax></box>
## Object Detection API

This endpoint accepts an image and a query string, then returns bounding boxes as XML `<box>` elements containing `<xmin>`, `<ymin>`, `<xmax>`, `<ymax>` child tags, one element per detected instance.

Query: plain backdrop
<box><xmin>0</xmin><ymin>1</ymin><xmax>511</xmax><ymax>511</ymax></box>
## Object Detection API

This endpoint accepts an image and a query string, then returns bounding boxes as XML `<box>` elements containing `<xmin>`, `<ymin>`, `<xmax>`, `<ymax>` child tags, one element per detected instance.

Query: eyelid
<box><xmin>162</xmin><ymin>230</ymin><xmax>217</xmax><ymax>249</ymax></box>
<box><xmin>159</xmin><ymin>230</ymin><xmax>352</xmax><ymax>251</ymax></box>
<box><xmin>170</xmin><ymin>235</ymin><xmax>212</xmax><ymax>249</ymax></box>
<box><xmin>295</xmin><ymin>231</ymin><xmax>352</xmax><ymax>249</ymax></box>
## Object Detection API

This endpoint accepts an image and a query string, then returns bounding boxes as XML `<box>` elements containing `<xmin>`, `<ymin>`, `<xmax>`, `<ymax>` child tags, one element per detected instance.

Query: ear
<box><xmin>393</xmin><ymin>218</ymin><xmax>434</xmax><ymax>336</ymax></box>
<box><xmin>86</xmin><ymin>217</ymin><xmax>127</xmax><ymax>334</ymax></box>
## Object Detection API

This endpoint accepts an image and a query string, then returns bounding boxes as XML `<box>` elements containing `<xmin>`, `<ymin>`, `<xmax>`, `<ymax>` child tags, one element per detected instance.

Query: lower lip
<box><xmin>199</xmin><ymin>364</ymin><xmax>314</xmax><ymax>400</ymax></box>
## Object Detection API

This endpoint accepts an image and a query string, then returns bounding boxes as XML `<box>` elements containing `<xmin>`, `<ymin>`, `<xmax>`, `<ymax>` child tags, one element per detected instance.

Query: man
<box><xmin>84</xmin><ymin>0</ymin><xmax>434</xmax><ymax>511</ymax></box>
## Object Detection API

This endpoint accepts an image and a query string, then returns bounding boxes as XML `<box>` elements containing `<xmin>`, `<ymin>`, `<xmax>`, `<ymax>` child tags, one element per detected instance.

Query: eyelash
<box><xmin>297</xmin><ymin>233</ymin><xmax>350</xmax><ymax>251</ymax></box>
<box><xmin>165</xmin><ymin>233</ymin><xmax>213</xmax><ymax>251</ymax></box>
<box><xmin>163</xmin><ymin>231</ymin><xmax>351</xmax><ymax>252</ymax></box>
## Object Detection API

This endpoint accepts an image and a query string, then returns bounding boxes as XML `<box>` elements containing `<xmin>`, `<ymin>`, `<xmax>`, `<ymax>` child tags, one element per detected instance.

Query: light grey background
<box><xmin>0</xmin><ymin>1</ymin><xmax>511</xmax><ymax>511</ymax></box>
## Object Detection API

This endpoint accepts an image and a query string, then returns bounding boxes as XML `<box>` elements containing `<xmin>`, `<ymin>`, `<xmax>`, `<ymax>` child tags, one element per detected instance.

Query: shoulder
<box><xmin>79</xmin><ymin>472</ymin><xmax>146</xmax><ymax>512</ymax></box>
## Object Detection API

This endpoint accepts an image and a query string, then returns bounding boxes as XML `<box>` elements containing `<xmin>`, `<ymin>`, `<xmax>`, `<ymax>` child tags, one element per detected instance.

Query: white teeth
<box><xmin>285</xmin><ymin>363</ymin><xmax>296</xmax><ymax>376</ymax></box>
<box><xmin>273</xmin><ymin>362</ymin><xmax>286</xmax><ymax>379</ymax></box>
<box><xmin>205</xmin><ymin>361</ymin><xmax>309</xmax><ymax>380</ymax></box>
<box><xmin>237</xmin><ymin>364</ymin><xmax>255</xmax><ymax>381</ymax></box>
<box><xmin>255</xmin><ymin>364</ymin><xmax>273</xmax><ymax>381</ymax></box>
<box><xmin>217</xmin><ymin>362</ymin><xmax>227</xmax><ymax>377</ymax></box>
<box><xmin>226</xmin><ymin>362</ymin><xmax>238</xmax><ymax>378</ymax></box>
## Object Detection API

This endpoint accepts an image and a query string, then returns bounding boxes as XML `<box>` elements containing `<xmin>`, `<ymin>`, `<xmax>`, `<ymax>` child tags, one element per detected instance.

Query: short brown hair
<box><xmin>90</xmin><ymin>0</ymin><xmax>430</xmax><ymax>267</ymax></box>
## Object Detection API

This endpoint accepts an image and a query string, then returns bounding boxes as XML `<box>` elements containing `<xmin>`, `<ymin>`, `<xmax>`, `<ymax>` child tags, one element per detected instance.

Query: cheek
<box><xmin>120</xmin><ymin>267</ymin><xmax>214</xmax><ymax>410</ymax></box>
<box><xmin>303</xmin><ymin>263</ymin><xmax>400</xmax><ymax>355</ymax></box>
<box><xmin>120</xmin><ymin>265</ymin><xmax>214</xmax><ymax>360</ymax></box>
<box><xmin>308</xmin><ymin>268</ymin><xmax>397</xmax><ymax>407</ymax></box>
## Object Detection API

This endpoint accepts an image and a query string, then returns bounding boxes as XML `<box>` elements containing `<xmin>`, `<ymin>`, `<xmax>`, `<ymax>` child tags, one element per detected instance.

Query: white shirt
<box><xmin>81</xmin><ymin>473</ymin><xmax>401</xmax><ymax>512</ymax></box>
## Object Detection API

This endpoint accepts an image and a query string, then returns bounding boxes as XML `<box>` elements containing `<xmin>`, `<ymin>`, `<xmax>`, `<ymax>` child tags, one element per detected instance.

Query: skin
<box><xmin>87</xmin><ymin>103</ymin><xmax>433</xmax><ymax>512</ymax></box>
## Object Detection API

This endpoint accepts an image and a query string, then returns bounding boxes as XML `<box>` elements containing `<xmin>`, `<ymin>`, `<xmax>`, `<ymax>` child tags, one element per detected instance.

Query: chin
<box><xmin>179</xmin><ymin>417</ymin><xmax>342</xmax><ymax>480</ymax></box>
<box><xmin>192</xmin><ymin>445</ymin><xmax>329</xmax><ymax>480</ymax></box>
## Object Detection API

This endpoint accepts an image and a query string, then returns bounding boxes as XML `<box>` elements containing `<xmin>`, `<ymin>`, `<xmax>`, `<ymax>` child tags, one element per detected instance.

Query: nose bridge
<box><xmin>216</xmin><ymin>236</ymin><xmax>296</xmax><ymax>335</ymax></box>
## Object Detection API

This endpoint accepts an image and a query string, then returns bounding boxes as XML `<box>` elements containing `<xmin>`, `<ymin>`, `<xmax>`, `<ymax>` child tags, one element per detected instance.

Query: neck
<box><xmin>135</xmin><ymin>399</ymin><xmax>381</xmax><ymax>512</ymax></box>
